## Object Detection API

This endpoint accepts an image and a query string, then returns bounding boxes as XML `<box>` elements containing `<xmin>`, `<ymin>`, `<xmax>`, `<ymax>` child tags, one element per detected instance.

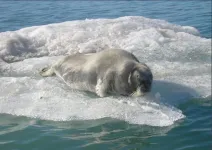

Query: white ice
<box><xmin>0</xmin><ymin>16</ymin><xmax>211</xmax><ymax>126</ymax></box>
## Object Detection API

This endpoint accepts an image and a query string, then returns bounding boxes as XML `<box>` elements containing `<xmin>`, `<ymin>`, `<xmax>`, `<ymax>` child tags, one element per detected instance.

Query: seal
<box><xmin>40</xmin><ymin>49</ymin><xmax>153</xmax><ymax>97</ymax></box>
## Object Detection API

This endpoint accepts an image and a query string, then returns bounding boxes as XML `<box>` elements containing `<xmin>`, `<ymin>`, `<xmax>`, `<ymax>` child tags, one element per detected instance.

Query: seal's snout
<box><xmin>141</xmin><ymin>81</ymin><xmax>152</xmax><ymax>93</ymax></box>
<box><xmin>141</xmin><ymin>87</ymin><xmax>150</xmax><ymax>93</ymax></box>
<box><xmin>129</xmin><ymin>66</ymin><xmax>153</xmax><ymax>97</ymax></box>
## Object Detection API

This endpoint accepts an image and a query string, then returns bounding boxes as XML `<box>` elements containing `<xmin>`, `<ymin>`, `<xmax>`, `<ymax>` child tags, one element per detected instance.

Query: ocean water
<box><xmin>0</xmin><ymin>1</ymin><xmax>211</xmax><ymax>150</ymax></box>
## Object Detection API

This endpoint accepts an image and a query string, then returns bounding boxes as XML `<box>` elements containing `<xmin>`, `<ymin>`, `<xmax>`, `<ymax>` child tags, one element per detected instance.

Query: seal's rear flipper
<box><xmin>39</xmin><ymin>67</ymin><xmax>55</xmax><ymax>77</ymax></box>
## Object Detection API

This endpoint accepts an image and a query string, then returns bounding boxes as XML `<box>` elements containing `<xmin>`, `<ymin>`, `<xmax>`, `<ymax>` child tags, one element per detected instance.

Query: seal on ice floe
<box><xmin>40</xmin><ymin>49</ymin><xmax>153</xmax><ymax>97</ymax></box>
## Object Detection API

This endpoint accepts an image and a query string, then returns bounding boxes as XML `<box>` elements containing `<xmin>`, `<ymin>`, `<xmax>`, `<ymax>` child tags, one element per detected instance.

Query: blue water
<box><xmin>0</xmin><ymin>1</ymin><xmax>211</xmax><ymax>150</ymax></box>
<box><xmin>0</xmin><ymin>1</ymin><xmax>211</xmax><ymax>38</ymax></box>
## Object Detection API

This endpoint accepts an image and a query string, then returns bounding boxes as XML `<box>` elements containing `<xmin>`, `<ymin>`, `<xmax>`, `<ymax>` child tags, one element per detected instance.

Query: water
<box><xmin>0</xmin><ymin>1</ymin><xmax>211</xmax><ymax>150</ymax></box>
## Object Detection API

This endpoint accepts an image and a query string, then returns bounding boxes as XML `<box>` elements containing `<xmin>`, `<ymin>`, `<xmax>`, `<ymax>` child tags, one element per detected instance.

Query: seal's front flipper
<box><xmin>39</xmin><ymin>67</ymin><xmax>55</xmax><ymax>77</ymax></box>
<box><xmin>96</xmin><ymin>78</ymin><xmax>107</xmax><ymax>97</ymax></box>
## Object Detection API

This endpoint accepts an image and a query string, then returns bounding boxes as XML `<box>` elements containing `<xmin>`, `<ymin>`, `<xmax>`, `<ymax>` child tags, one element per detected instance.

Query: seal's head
<box><xmin>128</xmin><ymin>63</ymin><xmax>153</xmax><ymax>97</ymax></box>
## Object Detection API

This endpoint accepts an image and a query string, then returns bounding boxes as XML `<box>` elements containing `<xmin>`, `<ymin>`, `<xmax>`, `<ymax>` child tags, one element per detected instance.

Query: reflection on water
<box><xmin>0</xmin><ymin>114</ymin><xmax>176</xmax><ymax>150</ymax></box>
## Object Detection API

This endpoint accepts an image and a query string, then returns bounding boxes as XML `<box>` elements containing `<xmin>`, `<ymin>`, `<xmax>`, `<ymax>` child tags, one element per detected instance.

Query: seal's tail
<box><xmin>39</xmin><ymin>67</ymin><xmax>55</xmax><ymax>77</ymax></box>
